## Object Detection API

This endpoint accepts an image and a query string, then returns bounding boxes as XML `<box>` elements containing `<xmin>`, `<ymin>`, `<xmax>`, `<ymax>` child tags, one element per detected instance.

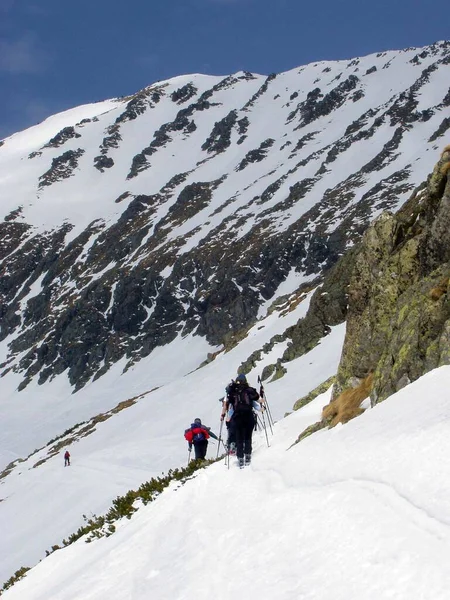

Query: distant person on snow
<box><xmin>223</xmin><ymin>374</ymin><xmax>260</xmax><ymax>468</ymax></box>
<box><xmin>184</xmin><ymin>418</ymin><xmax>218</xmax><ymax>460</ymax></box>
<box><xmin>64</xmin><ymin>450</ymin><xmax>71</xmax><ymax>467</ymax></box>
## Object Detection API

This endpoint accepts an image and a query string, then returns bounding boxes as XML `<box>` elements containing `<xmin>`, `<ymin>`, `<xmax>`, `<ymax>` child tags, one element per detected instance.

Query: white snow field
<box><xmin>3</xmin><ymin>366</ymin><xmax>450</xmax><ymax>600</ymax></box>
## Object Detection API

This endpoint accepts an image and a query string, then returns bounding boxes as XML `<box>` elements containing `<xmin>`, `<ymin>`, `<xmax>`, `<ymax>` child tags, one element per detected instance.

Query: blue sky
<box><xmin>0</xmin><ymin>0</ymin><xmax>448</xmax><ymax>139</ymax></box>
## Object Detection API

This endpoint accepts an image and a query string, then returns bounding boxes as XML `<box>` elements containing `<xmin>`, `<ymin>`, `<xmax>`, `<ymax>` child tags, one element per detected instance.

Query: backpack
<box><xmin>190</xmin><ymin>423</ymin><xmax>208</xmax><ymax>443</ymax></box>
<box><xmin>234</xmin><ymin>387</ymin><xmax>257</xmax><ymax>412</ymax></box>
<box><xmin>193</xmin><ymin>430</ymin><xmax>206</xmax><ymax>442</ymax></box>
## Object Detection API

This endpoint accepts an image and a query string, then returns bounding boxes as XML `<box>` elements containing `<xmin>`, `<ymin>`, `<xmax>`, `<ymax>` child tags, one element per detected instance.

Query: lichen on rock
<box><xmin>333</xmin><ymin>145</ymin><xmax>450</xmax><ymax>406</ymax></box>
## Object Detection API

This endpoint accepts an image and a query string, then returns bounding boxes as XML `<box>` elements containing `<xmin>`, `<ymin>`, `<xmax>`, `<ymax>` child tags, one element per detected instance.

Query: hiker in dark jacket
<box><xmin>223</xmin><ymin>374</ymin><xmax>260</xmax><ymax>467</ymax></box>
<box><xmin>184</xmin><ymin>418</ymin><xmax>218</xmax><ymax>460</ymax></box>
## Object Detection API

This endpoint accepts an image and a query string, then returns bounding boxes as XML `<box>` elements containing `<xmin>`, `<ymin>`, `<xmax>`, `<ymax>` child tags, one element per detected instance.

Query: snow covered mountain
<box><xmin>0</xmin><ymin>41</ymin><xmax>450</xmax><ymax>592</ymax></box>
<box><xmin>1</xmin><ymin>42</ymin><xmax>449</xmax><ymax>397</ymax></box>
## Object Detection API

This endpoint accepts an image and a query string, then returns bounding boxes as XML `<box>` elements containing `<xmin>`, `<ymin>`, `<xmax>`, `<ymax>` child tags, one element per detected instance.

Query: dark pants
<box><xmin>193</xmin><ymin>440</ymin><xmax>208</xmax><ymax>459</ymax></box>
<box><xmin>234</xmin><ymin>412</ymin><xmax>255</xmax><ymax>459</ymax></box>
<box><xmin>226</xmin><ymin>420</ymin><xmax>236</xmax><ymax>446</ymax></box>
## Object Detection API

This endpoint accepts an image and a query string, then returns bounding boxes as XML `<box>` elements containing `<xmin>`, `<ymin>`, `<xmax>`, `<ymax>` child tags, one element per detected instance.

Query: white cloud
<box><xmin>0</xmin><ymin>34</ymin><xmax>49</xmax><ymax>74</ymax></box>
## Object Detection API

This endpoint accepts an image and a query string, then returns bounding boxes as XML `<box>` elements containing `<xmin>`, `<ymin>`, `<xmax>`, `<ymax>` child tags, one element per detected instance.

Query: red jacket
<box><xmin>184</xmin><ymin>425</ymin><xmax>210</xmax><ymax>444</ymax></box>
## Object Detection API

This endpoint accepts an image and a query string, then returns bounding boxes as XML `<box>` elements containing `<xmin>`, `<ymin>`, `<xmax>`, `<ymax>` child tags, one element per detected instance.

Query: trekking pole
<box><xmin>216</xmin><ymin>420</ymin><xmax>224</xmax><ymax>459</ymax></box>
<box><xmin>258</xmin><ymin>376</ymin><xmax>274</xmax><ymax>434</ymax></box>
<box><xmin>258</xmin><ymin>413</ymin><xmax>270</xmax><ymax>448</ymax></box>
<box><xmin>187</xmin><ymin>447</ymin><xmax>192</xmax><ymax>466</ymax></box>
<box><xmin>224</xmin><ymin>442</ymin><xmax>229</xmax><ymax>468</ymax></box>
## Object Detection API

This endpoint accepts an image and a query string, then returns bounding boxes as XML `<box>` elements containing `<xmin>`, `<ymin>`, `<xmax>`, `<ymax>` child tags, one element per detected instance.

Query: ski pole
<box><xmin>258</xmin><ymin>376</ymin><xmax>274</xmax><ymax>434</ymax></box>
<box><xmin>260</xmin><ymin>413</ymin><xmax>270</xmax><ymax>448</ymax></box>
<box><xmin>216</xmin><ymin>420</ymin><xmax>224</xmax><ymax>459</ymax></box>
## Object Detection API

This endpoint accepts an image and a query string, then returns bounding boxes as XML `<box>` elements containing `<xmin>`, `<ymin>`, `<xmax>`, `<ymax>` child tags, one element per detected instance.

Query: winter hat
<box><xmin>236</xmin><ymin>374</ymin><xmax>247</xmax><ymax>384</ymax></box>
<box><xmin>194</xmin><ymin>418</ymin><xmax>202</xmax><ymax>425</ymax></box>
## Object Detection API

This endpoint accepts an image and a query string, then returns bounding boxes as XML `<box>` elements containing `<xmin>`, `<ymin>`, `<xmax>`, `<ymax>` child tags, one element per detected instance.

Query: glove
<box><xmin>188</xmin><ymin>444</ymin><xmax>192</xmax><ymax>451</ymax></box>
<box><xmin>220</xmin><ymin>414</ymin><xmax>225</xmax><ymax>421</ymax></box>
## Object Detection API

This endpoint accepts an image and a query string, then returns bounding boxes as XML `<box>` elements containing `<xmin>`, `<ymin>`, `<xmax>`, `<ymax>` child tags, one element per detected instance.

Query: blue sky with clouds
<box><xmin>0</xmin><ymin>0</ymin><xmax>448</xmax><ymax>139</ymax></box>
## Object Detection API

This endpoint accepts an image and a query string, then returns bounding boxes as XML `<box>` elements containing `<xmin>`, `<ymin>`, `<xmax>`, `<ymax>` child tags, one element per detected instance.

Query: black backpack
<box><xmin>233</xmin><ymin>386</ymin><xmax>258</xmax><ymax>412</ymax></box>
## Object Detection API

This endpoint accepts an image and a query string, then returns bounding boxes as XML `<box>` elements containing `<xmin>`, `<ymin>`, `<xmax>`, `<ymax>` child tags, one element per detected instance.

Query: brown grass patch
<box><xmin>429</xmin><ymin>276</ymin><xmax>449</xmax><ymax>301</ymax></box>
<box><xmin>279</xmin><ymin>293</ymin><xmax>308</xmax><ymax>317</ymax></box>
<box><xmin>441</xmin><ymin>144</ymin><xmax>450</xmax><ymax>156</ymax></box>
<box><xmin>322</xmin><ymin>373</ymin><xmax>373</xmax><ymax>426</ymax></box>
<box><xmin>439</xmin><ymin>161</ymin><xmax>450</xmax><ymax>176</ymax></box>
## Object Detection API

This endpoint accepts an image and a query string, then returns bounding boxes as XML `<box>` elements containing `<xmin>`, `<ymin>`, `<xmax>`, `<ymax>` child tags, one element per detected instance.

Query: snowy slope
<box><xmin>0</xmin><ymin>287</ymin><xmax>345</xmax><ymax>583</ymax></box>
<box><xmin>3</xmin><ymin>367</ymin><xmax>450</xmax><ymax>600</ymax></box>
<box><xmin>0</xmin><ymin>40</ymin><xmax>450</xmax><ymax>590</ymax></box>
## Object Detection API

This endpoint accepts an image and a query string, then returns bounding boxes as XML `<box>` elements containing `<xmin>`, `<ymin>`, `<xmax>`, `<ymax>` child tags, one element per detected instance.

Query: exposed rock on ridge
<box><xmin>334</xmin><ymin>145</ymin><xmax>450</xmax><ymax>405</ymax></box>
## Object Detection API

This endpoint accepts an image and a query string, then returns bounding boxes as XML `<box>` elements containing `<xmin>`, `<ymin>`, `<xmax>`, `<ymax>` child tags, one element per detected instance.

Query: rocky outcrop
<box><xmin>171</xmin><ymin>83</ymin><xmax>198</xmax><ymax>104</ymax></box>
<box><xmin>333</xmin><ymin>146</ymin><xmax>450</xmax><ymax>404</ymax></box>
<box><xmin>38</xmin><ymin>149</ymin><xmax>85</xmax><ymax>187</ymax></box>
<box><xmin>236</xmin><ymin>139</ymin><xmax>275</xmax><ymax>171</ymax></box>
<box><xmin>202</xmin><ymin>110</ymin><xmax>238</xmax><ymax>154</ymax></box>
<box><xmin>43</xmin><ymin>126</ymin><xmax>81</xmax><ymax>149</ymax></box>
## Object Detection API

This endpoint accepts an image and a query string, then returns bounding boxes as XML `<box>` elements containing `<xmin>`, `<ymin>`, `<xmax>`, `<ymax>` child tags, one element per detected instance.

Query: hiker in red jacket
<box><xmin>64</xmin><ymin>450</ymin><xmax>71</xmax><ymax>466</ymax></box>
<box><xmin>184</xmin><ymin>418</ymin><xmax>213</xmax><ymax>460</ymax></box>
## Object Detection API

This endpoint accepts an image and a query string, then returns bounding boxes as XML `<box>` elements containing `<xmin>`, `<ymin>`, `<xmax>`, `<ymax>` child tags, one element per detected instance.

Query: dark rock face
<box><xmin>99</xmin><ymin>128</ymin><xmax>122</xmax><ymax>153</ymax></box>
<box><xmin>127</xmin><ymin>77</ymin><xmax>246</xmax><ymax>179</ymax></box>
<box><xmin>281</xmin><ymin>249</ymin><xmax>357</xmax><ymax>363</ymax></box>
<box><xmin>43</xmin><ymin>127</ymin><xmax>81</xmax><ymax>149</ymax></box>
<box><xmin>288</xmin><ymin>76</ymin><xmax>359</xmax><ymax>128</ymax></box>
<box><xmin>360</xmin><ymin>127</ymin><xmax>404</xmax><ymax>173</ymax></box>
<box><xmin>242</xmin><ymin>73</ymin><xmax>277</xmax><ymax>111</ymax></box>
<box><xmin>161</xmin><ymin>179</ymin><xmax>225</xmax><ymax>226</ymax></box>
<box><xmin>126</xmin><ymin>78</ymin><xmax>239</xmax><ymax>178</ymax></box>
<box><xmin>38</xmin><ymin>149</ymin><xmax>85</xmax><ymax>187</ymax></box>
<box><xmin>385</xmin><ymin>62</ymin><xmax>440</xmax><ymax>126</ymax></box>
<box><xmin>236</xmin><ymin>139</ymin><xmax>274</xmax><ymax>171</ymax></box>
<box><xmin>115</xmin><ymin>87</ymin><xmax>162</xmax><ymax>124</ymax></box>
<box><xmin>236</xmin><ymin>116</ymin><xmax>250</xmax><ymax>144</ymax></box>
<box><xmin>0</xmin><ymin>222</ymin><xmax>73</xmax><ymax>346</ymax></box>
<box><xmin>94</xmin><ymin>155</ymin><xmax>114</xmax><ymax>172</ymax></box>
<box><xmin>428</xmin><ymin>117</ymin><xmax>450</xmax><ymax>142</ymax></box>
<box><xmin>171</xmin><ymin>83</ymin><xmax>198</xmax><ymax>104</ymax></box>
<box><xmin>202</xmin><ymin>111</ymin><xmax>238</xmax><ymax>154</ymax></box>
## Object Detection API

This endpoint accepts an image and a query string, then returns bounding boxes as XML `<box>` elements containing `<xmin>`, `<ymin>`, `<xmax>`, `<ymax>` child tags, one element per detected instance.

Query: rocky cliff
<box><xmin>332</xmin><ymin>145</ymin><xmax>450</xmax><ymax>406</ymax></box>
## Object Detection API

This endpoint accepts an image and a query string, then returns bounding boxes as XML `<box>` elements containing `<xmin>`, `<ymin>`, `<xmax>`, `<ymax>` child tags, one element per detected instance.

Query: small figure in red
<box><xmin>184</xmin><ymin>418</ymin><xmax>218</xmax><ymax>460</ymax></box>
<box><xmin>64</xmin><ymin>450</ymin><xmax>71</xmax><ymax>467</ymax></box>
